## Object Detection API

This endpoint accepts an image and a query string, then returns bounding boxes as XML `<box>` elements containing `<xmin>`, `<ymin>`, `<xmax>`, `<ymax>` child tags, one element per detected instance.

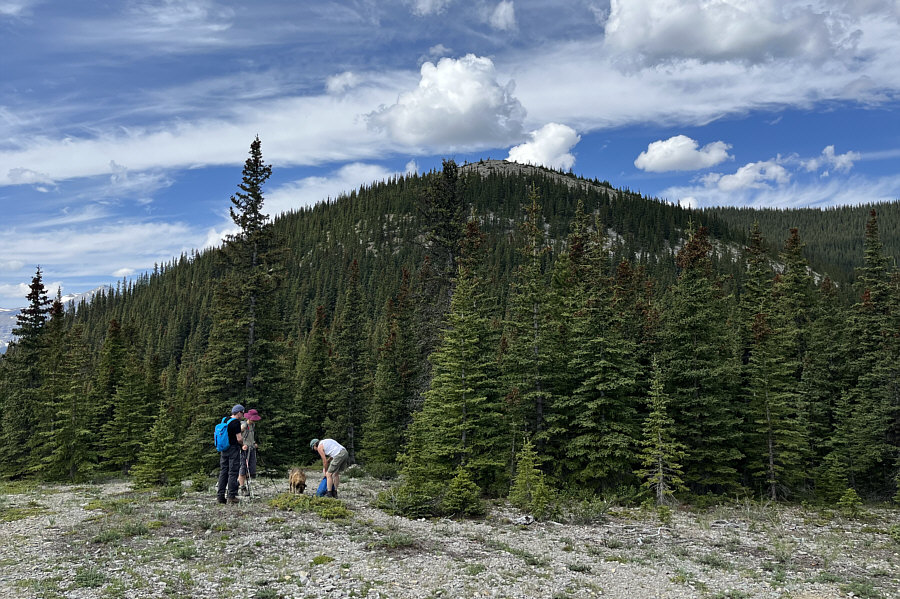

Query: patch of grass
<box><xmin>174</xmin><ymin>543</ymin><xmax>199</xmax><ymax>559</ymax></box>
<box><xmin>155</xmin><ymin>484</ymin><xmax>184</xmax><ymax>500</ymax></box>
<box><xmin>812</xmin><ymin>571</ymin><xmax>843</xmax><ymax>584</ymax></box>
<box><xmin>91</xmin><ymin>520</ymin><xmax>149</xmax><ymax>544</ymax></box>
<box><xmin>369</xmin><ymin>532</ymin><xmax>417</xmax><ymax>550</ymax></box>
<box><xmin>254</xmin><ymin>589</ymin><xmax>281</xmax><ymax>599</ymax></box>
<box><xmin>74</xmin><ymin>566</ymin><xmax>108</xmax><ymax>588</ymax></box>
<box><xmin>708</xmin><ymin>591</ymin><xmax>750</xmax><ymax>599</ymax></box>
<box><xmin>889</xmin><ymin>524</ymin><xmax>900</xmax><ymax>544</ymax></box>
<box><xmin>269</xmin><ymin>492</ymin><xmax>352</xmax><ymax>521</ymax></box>
<box><xmin>0</xmin><ymin>480</ymin><xmax>39</xmax><ymax>494</ymax></box>
<box><xmin>83</xmin><ymin>498</ymin><xmax>136</xmax><ymax>514</ymax></box>
<box><xmin>697</xmin><ymin>552</ymin><xmax>732</xmax><ymax>571</ymax></box>
<box><xmin>567</xmin><ymin>562</ymin><xmax>592</xmax><ymax>573</ymax></box>
<box><xmin>311</xmin><ymin>555</ymin><xmax>335</xmax><ymax>566</ymax></box>
<box><xmin>483</xmin><ymin>538</ymin><xmax>549</xmax><ymax>567</ymax></box>
<box><xmin>0</xmin><ymin>504</ymin><xmax>47</xmax><ymax>522</ymax></box>
<box><xmin>464</xmin><ymin>564</ymin><xmax>486</xmax><ymax>576</ymax></box>
<box><xmin>670</xmin><ymin>568</ymin><xmax>708</xmax><ymax>592</ymax></box>
<box><xmin>839</xmin><ymin>580</ymin><xmax>884</xmax><ymax>599</ymax></box>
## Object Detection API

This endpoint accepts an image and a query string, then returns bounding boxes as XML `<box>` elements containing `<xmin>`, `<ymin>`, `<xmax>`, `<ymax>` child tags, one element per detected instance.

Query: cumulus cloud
<box><xmin>801</xmin><ymin>145</ymin><xmax>860</xmax><ymax>174</ymax></box>
<box><xmin>367</xmin><ymin>54</ymin><xmax>525</xmax><ymax>149</ymax></box>
<box><xmin>507</xmin><ymin>123</ymin><xmax>580</xmax><ymax>170</ymax></box>
<box><xmin>112</xmin><ymin>267</ymin><xmax>135</xmax><ymax>277</ymax></box>
<box><xmin>634</xmin><ymin>135</ymin><xmax>732</xmax><ymax>172</ymax></box>
<box><xmin>703</xmin><ymin>160</ymin><xmax>790</xmax><ymax>191</ymax></box>
<box><xmin>490</xmin><ymin>1</ymin><xmax>516</xmax><ymax>31</ymax></box>
<box><xmin>326</xmin><ymin>71</ymin><xmax>361</xmax><ymax>95</ymax></box>
<box><xmin>405</xmin><ymin>159</ymin><xmax>418</xmax><ymax>175</ymax></box>
<box><xmin>603</xmin><ymin>0</ymin><xmax>847</xmax><ymax>64</ymax></box>
<box><xmin>679</xmin><ymin>197</ymin><xmax>698</xmax><ymax>209</ymax></box>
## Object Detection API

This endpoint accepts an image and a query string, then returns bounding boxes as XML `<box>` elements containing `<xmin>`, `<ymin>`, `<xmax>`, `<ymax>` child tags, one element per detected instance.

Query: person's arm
<box><xmin>317</xmin><ymin>445</ymin><xmax>330</xmax><ymax>473</ymax></box>
<box><xmin>241</xmin><ymin>422</ymin><xmax>248</xmax><ymax>450</ymax></box>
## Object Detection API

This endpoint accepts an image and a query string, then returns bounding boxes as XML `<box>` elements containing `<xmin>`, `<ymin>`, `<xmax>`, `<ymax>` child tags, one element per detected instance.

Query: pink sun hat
<box><xmin>245</xmin><ymin>409</ymin><xmax>261</xmax><ymax>421</ymax></box>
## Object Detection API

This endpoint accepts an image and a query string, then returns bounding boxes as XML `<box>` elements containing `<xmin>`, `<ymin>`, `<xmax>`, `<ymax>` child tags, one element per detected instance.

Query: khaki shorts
<box><xmin>326</xmin><ymin>448</ymin><xmax>350</xmax><ymax>474</ymax></box>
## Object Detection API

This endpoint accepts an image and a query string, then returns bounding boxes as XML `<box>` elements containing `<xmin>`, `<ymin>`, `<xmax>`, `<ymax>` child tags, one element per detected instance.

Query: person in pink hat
<box><xmin>238</xmin><ymin>408</ymin><xmax>261</xmax><ymax>496</ymax></box>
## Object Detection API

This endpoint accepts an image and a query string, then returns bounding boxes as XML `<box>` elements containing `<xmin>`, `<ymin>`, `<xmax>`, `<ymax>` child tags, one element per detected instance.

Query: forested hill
<box><xmin>705</xmin><ymin>202</ymin><xmax>900</xmax><ymax>288</ymax></box>
<box><xmin>2</xmin><ymin>147</ymin><xmax>898</xmax><ymax>509</ymax></box>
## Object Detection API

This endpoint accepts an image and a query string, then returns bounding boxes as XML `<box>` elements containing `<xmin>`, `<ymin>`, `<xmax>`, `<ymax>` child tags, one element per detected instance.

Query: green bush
<box><xmin>375</xmin><ymin>480</ymin><xmax>445</xmax><ymax>518</ymax></box>
<box><xmin>837</xmin><ymin>488</ymin><xmax>863</xmax><ymax>518</ymax></box>
<box><xmin>364</xmin><ymin>462</ymin><xmax>399</xmax><ymax>480</ymax></box>
<box><xmin>441</xmin><ymin>468</ymin><xmax>485</xmax><ymax>517</ymax></box>
<box><xmin>509</xmin><ymin>439</ymin><xmax>556</xmax><ymax>520</ymax></box>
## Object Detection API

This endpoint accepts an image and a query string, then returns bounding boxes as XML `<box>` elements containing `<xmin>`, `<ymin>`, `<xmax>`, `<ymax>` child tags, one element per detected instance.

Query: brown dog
<box><xmin>288</xmin><ymin>467</ymin><xmax>306</xmax><ymax>494</ymax></box>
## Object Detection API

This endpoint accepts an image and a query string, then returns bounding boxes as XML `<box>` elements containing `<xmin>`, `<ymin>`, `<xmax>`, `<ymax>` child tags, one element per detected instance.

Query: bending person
<box><xmin>309</xmin><ymin>438</ymin><xmax>349</xmax><ymax>498</ymax></box>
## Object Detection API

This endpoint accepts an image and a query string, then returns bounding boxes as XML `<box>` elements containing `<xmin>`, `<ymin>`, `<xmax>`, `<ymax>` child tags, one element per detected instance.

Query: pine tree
<box><xmin>324</xmin><ymin>260</ymin><xmax>370</xmax><ymax>462</ymax></box>
<box><xmin>360</xmin><ymin>271</ymin><xmax>417</xmax><ymax>465</ymax></box>
<box><xmin>294</xmin><ymin>306</ymin><xmax>331</xmax><ymax>439</ymax></box>
<box><xmin>660</xmin><ymin>225</ymin><xmax>742</xmax><ymax>493</ymax></box>
<box><xmin>636</xmin><ymin>357</ymin><xmax>687</xmax><ymax>505</ymax></box>
<box><xmin>1</xmin><ymin>266</ymin><xmax>53</xmax><ymax>478</ymax></box>
<box><xmin>38</xmin><ymin>323</ymin><xmax>94</xmax><ymax>481</ymax></box>
<box><xmin>199</xmin><ymin>136</ymin><xmax>291</xmax><ymax>466</ymax></box>
<box><xmin>501</xmin><ymin>189</ymin><xmax>560</xmax><ymax>451</ymax></box>
<box><xmin>102</xmin><ymin>351</ymin><xmax>152</xmax><ymax>474</ymax></box>
<box><xmin>400</xmin><ymin>219</ymin><xmax>506</xmax><ymax>494</ymax></box>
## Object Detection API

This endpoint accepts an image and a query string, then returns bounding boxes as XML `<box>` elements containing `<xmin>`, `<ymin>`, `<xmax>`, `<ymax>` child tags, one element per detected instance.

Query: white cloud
<box><xmin>679</xmin><ymin>196</ymin><xmax>698</xmax><ymax>209</ymax></box>
<box><xmin>634</xmin><ymin>135</ymin><xmax>732</xmax><ymax>172</ymax></box>
<box><xmin>507</xmin><ymin>123</ymin><xmax>580</xmax><ymax>170</ymax></box>
<box><xmin>112</xmin><ymin>267</ymin><xmax>135</xmax><ymax>277</ymax></box>
<box><xmin>7</xmin><ymin>167</ymin><xmax>54</xmax><ymax>186</ymax></box>
<box><xmin>405</xmin><ymin>159</ymin><xmax>418</xmax><ymax>175</ymax></box>
<box><xmin>427</xmin><ymin>44</ymin><xmax>452</xmax><ymax>58</ymax></box>
<box><xmin>703</xmin><ymin>160</ymin><xmax>790</xmax><ymax>191</ymax></box>
<box><xmin>802</xmin><ymin>145</ymin><xmax>861</xmax><ymax>174</ymax></box>
<box><xmin>265</xmin><ymin>162</ymin><xmax>402</xmax><ymax>217</ymax></box>
<box><xmin>490</xmin><ymin>1</ymin><xmax>516</xmax><ymax>31</ymax></box>
<box><xmin>409</xmin><ymin>0</ymin><xmax>451</xmax><ymax>16</ymax></box>
<box><xmin>663</xmin><ymin>172</ymin><xmax>900</xmax><ymax>209</ymax></box>
<box><xmin>367</xmin><ymin>54</ymin><xmax>525</xmax><ymax>149</ymax></box>
<box><xmin>0</xmin><ymin>1</ymin><xmax>38</xmax><ymax>17</ymax></box>
<box><xmin>603</xmin><ymin>0</ymin><xmax>848</xmax><ymax>65</ymax></box>
<box><xmin>0</xmin><ymin>283</ymin><xmax>30</xmax><ymax>307</ymax></box>
<box><xmin>326</xmin><ymin>71</ymin><xmax>361</xmax><ymax>95</ymax></box>
<box><xmin>0</xmin><ymin>260</ymin><xmax>25</xmax><ymax>272</ymax></box>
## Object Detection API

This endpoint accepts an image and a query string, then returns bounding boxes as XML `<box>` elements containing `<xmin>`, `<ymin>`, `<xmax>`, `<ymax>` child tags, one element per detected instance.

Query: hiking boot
<box><xmin>217</xmin><ymin>497</ymin><xmax>227</xmax><ymax>505</ymax></box>
<box><xmin>239</xmin><ymin>485</ymin><xmax>249</xmax><ymax>496</ymax></box>
<box><xmin>227</xmin><ymin>497</ymin><xmax>239</xmax><ymax>505</ymax></box>
<box><xmin>329</xmin><ymin>488</ymin><xmax>338</xmax><ymax>499</ymax></box>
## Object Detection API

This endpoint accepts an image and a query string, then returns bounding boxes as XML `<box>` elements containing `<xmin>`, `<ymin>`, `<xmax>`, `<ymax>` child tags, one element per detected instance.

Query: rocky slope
<box><xmin>1</xmin><ymin>471</ymin><xmax>897</xmax><ymax>598</ymax></box>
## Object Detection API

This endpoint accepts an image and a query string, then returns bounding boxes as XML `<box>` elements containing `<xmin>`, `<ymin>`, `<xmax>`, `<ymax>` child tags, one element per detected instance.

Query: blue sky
<box><xmin>1</xmin><ymin>0</ymin><xmax>899</xmax><ymax>307</ymax></box>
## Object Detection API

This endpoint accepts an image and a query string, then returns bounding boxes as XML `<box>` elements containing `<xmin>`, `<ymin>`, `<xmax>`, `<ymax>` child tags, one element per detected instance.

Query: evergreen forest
<box><xmin>1</xmin><ymin>138</ymin><xmax>898</xmax><ymax>514</ymax></box>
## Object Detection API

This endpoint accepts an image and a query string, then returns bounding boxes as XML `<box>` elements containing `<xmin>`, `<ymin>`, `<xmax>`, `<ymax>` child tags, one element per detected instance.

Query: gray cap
<box><xmin>231</xmin><ymin>404</ymin><xmax>245</xmax><ymax>414</ymax></box>
<box><xmin>309</xmin><ymin>438</ymin><xmax>319</xmax><ymax>450</ymax></box>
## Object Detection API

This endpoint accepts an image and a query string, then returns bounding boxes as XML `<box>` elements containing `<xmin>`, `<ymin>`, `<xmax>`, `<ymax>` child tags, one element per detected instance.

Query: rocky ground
<box><xmin>1</xmin><ymin>469</ymin><xmax>898</xmax><ymax>599</ymax></box>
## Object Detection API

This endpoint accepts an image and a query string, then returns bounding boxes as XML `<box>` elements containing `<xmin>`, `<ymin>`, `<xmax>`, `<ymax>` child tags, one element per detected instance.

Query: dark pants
<box><xmin>218</xmin><ymin>446</ymin><xmax>240</xmax><ymax>500</ymax></box>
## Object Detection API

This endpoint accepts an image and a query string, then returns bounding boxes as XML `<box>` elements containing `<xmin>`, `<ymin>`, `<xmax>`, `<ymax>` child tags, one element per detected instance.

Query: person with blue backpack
<box><xmin>216</xmin><ymin>405</ymin><xmax>245</xmax><ymax>505</ymax></box>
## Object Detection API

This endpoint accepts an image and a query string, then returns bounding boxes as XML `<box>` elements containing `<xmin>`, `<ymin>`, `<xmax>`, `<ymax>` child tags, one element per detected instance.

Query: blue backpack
<box><xmin>316</xmin><ymin>477</ymin><xmax>329</xmax><ymax>497</ymax></box>
<box><xmin>214</xmin><ymin>417</ymin><xmax>235</xmax><ymax>452</ymax></box>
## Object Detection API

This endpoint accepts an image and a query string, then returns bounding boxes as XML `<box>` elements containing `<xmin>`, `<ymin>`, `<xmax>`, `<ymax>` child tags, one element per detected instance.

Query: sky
<box><xmin>1</xmin><ymin>0</ymin><xmax>900</xmax><ymax>307</ymax></box>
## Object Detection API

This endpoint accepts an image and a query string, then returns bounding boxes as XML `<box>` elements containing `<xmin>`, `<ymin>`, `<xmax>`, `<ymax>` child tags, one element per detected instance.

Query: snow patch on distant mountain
<box><xmin>0</xmin><ymin>286</ymin><xmax>111</xmax><ymax>353</ymax></box>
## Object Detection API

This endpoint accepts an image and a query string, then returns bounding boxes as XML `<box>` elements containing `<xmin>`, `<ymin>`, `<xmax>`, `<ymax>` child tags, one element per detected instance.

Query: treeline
<box><xmin>0</xmin><ymin>141</ymin><xmax>898</xmax><ymax>511</ymax></box>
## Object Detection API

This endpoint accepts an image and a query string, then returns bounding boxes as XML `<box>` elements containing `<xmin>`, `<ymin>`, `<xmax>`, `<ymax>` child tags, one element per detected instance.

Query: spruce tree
<box><xmin>399</xmin><ymin>219</ymin><xmax>506</xmax><ymax>494</ymax></box>
<box><xmin>199</xmin><ymin>136</ymin><xmax>291</xmax><ymax>467</ymax></box>
<box><xmin>660</xmin><ymin>225</ymin><xmax>742</xmax><ymax>493</ymax></box>
<box><xmin>1</xmin><ymin>266</ymin><xmax>53</xmax><ymax>478</ymax></box>
<box><xmin>636</xmin><ymin>357</ymin><xmax>687</xmax><ymax>505</ymax></box>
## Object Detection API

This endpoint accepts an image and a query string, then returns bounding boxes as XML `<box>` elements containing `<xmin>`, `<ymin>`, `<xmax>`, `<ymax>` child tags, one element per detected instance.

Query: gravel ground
<box><xmin>1</xmin><ymin>471</ymin><xmax>898</xmax><ymax>599</ymax></box>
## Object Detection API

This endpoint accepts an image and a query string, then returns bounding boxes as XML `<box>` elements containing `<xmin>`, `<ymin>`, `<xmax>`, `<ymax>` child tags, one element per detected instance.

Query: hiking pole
<box><xmin>245</xmin><ymin>452</ymin><xmax>253</xmax><ymax>501</ymax></box>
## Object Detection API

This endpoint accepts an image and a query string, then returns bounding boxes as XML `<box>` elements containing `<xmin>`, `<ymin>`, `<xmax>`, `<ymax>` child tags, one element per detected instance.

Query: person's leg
<box><xmin>227</xmin><ymin>448</ymin><xmax>240</xmax><ymax>499</ymax></box>
<box><xmin>325</xmin><ymin>471</ymin><xmax>334</xmax><ymax>492</ymax></box>
<box><xmin>217</xmin><ymin>452</ymin><xmax>228</xmax><ymax>503</ymax></box>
